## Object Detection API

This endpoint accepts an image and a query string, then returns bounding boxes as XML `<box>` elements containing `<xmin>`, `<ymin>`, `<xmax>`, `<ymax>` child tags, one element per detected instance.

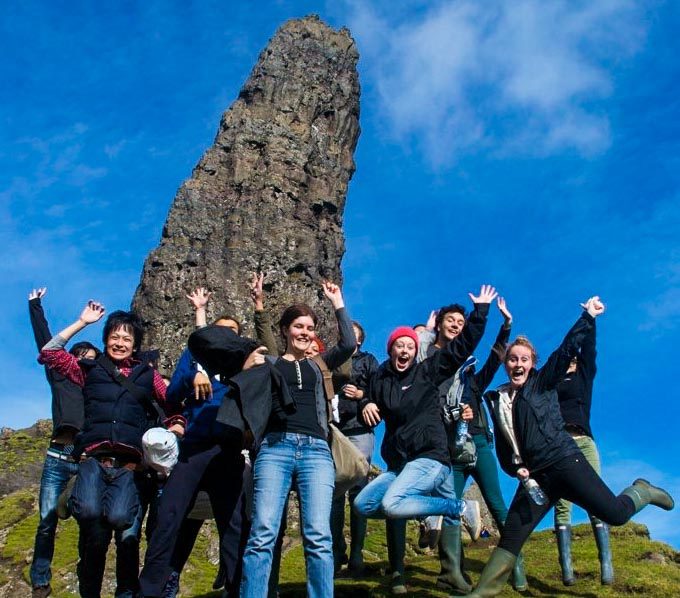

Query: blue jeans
<box><xmin>30</xmin><ymin>453</ymin><xmax>79</xmax><ymax>587</ymax></box>
<box><xmin>354</xmin><ymin>458</ymin><xmax>459</xmax><ymax>519</ymax></box>
<box><xmin>240</xmin><ymin>433</ymin><xmax>335</xmax><ymax>598</ymax></box>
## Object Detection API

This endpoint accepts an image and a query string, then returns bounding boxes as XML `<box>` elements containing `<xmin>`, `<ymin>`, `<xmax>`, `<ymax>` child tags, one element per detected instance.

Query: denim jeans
<box><xmin>240</xmin><ymin>432</ymin><xmax>335</xmax><ymax>598</ymax></box>
<box><xmin>30</xmin><ymin>453</ymin><xmax>79</xmax><ymax>588</ymax></box>
<box><xmin>70</xmin><ymin>457</ymin><xmax>140</xmax><ymax>529</ymax></box>
<box><xmin>330</xmin><ymin>431</ymin><xmax>374</xmax><ymax>566</ymax></box>
<box><xmin>354</xmin><ymin>457</ymin><xmax>458</xmax><ymax>519</ymax></box>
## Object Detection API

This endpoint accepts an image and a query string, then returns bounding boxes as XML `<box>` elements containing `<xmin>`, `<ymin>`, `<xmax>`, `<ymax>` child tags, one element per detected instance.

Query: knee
<box><xmin>381</xmin><ymin>495</ymin><xmax>402</xmax><ymax>518</ymax></box>
<box><xmin>71</xmin><ymin>497</ymin><xmax>101</xmax><ymax>522</ymax></box>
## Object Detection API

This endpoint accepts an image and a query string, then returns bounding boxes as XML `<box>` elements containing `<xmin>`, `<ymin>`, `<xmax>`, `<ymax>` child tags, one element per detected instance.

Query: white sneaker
<box><xmin>417</xmin><ymin>515</ymin><xmax>443</xmax><ymax>549</ymax></box>
<box><xmin>462</xmin><ymin>500</ymin><xmax>482</xmax><ymax>541</ymax></box>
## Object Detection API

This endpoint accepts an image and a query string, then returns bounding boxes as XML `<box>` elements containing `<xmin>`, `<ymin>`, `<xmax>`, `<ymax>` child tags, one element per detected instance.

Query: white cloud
<box><xmin>346</xmin><ymin>0</ymin><xmax>648</xmax><ymax>165</ymax></box>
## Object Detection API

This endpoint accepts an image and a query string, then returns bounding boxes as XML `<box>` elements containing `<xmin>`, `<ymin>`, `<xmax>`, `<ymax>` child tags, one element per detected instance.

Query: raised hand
<box><xmin>78</xmin><ymin>301</ymin><xmax>105</xmax><ymax>325</ymax></box>
<box><xmin>497</xmin><ymin>297</ymin><xmax>512</xmax><ymax>325</ymax></box>
<box><xmin>29</xmin><ymin>287</ymin><xmax>47</xmax><ymax>300</ymax></box>
<box><xmin>249</xmin><ymin>272</ymin><xmax>265</xmax><ymax>310</ymax></box>
<box><xmin>322</xmin><ymin>280</ymin><xmax>344</xmax><ymax>310</ymax></box>
<box><xmin>362</xmin><ymin>403</ymin><xmax>382</xmax><ymax>426</ymax></box>
<box><xmin>581</xmin><ymin>295</ymin><xmax>605</xmax><ymax>318</ymax></box>
<box><xmin>243</xmin><ymin>346</ymin><xmax>269</xmax><ymax>370</ymax></box>
<box><xmin>468</xmin><ymin>284</ymin><xmax>498</xmax><ymax>305</ymax></box>
<box><xmin>193</xmin><ymin>372</ymin><xmax>213</xmax><ymax>402</ymax></box>
<box><xmin>426</xmin><ymin>310</ymin><xmax>437</xmax><ymax>331</ymax></box>
<box><xmin>186</xmin><ymin>288</ymin><xmax>212</xmax><ymax>310</ymax></box>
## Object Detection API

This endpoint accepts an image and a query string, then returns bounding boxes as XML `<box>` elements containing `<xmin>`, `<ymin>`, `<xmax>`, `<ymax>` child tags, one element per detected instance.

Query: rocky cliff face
<box><xmin>132</xmin><ymin>15</ymin><xmax>360</xmax><ymax>370</ymax></box>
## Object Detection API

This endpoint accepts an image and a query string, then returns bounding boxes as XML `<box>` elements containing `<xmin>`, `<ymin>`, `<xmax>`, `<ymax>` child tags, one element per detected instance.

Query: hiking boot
<box><xmin>390</xmin><ymin>571</ymin><xmax>407</xmax><ymax>595</ymax></box>
<box><xmin>462</xmin><ymin>500</ymin><xmax>482</xmax><ymax>541</ymax></box>
<box><xmin>32</xmin><ymin>585</ymin><xmax>51</xmax><ymax>598</ymax></box>
<box><xmin>418</xmin><ymin>515</ymin><xmax>443</xmax><ymax>549</ymax></box>
<box><xmin>161</xmin><ymin>571</ymin><xmax>180</xmax><ymax>598</ymax></box>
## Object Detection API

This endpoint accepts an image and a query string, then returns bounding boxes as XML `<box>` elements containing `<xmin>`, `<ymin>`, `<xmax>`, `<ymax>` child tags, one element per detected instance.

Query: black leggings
<box><xmin>499</xmin><ymin>453</ymin><xmax>636</xmax><ymax>555</ymax></box>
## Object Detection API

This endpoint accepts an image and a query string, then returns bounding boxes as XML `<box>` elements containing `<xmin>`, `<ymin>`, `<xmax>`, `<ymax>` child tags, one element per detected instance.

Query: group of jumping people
<box><xmin>28</xmin><ymin>278</ymin><xmax>674</xmax><ymax>598</ymax></box>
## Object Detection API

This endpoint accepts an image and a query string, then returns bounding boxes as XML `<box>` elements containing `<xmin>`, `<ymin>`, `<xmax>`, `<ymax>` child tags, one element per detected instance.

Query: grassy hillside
<box><xmin>1</xmin><ymin>422</ymin><xmax>678</xmax><ymax>596</ymax></box>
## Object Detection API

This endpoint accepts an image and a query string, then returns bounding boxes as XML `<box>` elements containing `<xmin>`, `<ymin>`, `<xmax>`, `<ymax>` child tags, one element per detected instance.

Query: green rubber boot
<box><xmin>386</xmin><ymin>519</ymin><xmax>407</xmax><ymax>595</ymax></box>
<box><xmin>436</xmin><ymin>524</ymin><xmax>471</xmax><ymax>595</ymax></box>
<box><xmin>556</xmin><ymin>525</ymin><xmax>575</xmax><ymax>586</ymax></box>
<box><xmin>511</xmin><ymin>552</ymin><xmax>528</xmax><ymax>591</ymax></box>
<box><xmin>461</xmin><ymin>547</ymin><xmax>515</xmax><ymax>597</ymax></box>
<box><xmin>591</xmin><ymin>520</ymin><xmax>613</xmax><ymax>585</ymax></box>
<box><xmin>622</xmin><ymin>478</ymin><xmax>675</xmax><ymax>513</ymax></box>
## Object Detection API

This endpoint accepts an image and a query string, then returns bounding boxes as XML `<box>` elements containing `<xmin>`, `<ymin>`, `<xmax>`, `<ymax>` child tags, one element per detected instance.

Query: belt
<box><xmin>46</xmin><ymin>449</ymin><xmax>77</xmax><ymax>463</ymax></box>
<box><xmin>93</xmin><ymin>455</ymin><xmax>132</xmax><ymax>468</ymax></box>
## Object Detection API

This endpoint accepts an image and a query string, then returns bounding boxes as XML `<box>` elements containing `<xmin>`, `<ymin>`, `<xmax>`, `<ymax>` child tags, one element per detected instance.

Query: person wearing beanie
<box><xmin>353</xmin><ymin>285</ymin><xmax>497</xmax><ymax>594</ymax></box>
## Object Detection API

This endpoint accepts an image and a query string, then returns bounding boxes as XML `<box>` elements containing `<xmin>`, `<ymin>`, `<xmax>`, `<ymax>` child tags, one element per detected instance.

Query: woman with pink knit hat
<box><xmin>353</xmin><ymin>285</ymin><xmax>498</xmax><ymax>593</ymax></box>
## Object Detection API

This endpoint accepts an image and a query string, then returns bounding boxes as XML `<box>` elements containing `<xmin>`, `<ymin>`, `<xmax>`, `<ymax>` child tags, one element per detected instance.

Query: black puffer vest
<box><xmin>74</xmin><ymin>360</ymin><xmax>155</xmax><ymax>458</ymax></box>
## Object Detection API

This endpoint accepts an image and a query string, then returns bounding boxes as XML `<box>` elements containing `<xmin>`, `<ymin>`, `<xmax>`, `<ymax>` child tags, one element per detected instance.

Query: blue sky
<box><xmin>2</xmin><ymin>1</ymin><xmax>679</xmax><ymax>547</ymax></box>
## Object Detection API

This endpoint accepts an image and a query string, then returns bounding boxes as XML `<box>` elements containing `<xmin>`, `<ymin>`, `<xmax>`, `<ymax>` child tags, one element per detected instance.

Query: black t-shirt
<box><xmin>268</xmin><ymin>357</ymin><xmax>325</xmax><ymax>440</ymax></box>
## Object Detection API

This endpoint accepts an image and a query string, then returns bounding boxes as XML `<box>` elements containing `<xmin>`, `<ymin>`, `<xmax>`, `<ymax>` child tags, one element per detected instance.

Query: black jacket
<box><xmin>484</xmin><ymin>313</ymin><xmax>594</xmax><ymax>477</ymax></box>
<box><xmin>29</xmin><ymin>297</ymin><xmax>84</xmax><ymax>436</ymax></box>
<box><xmin>361</xmin><ymin>304</ymin><xmax>489</xmax><ymax>471</ymax></box>
<box><xmin>555</xmin><ymin>320</ymin><xmax>596</xmax><ymax>438</ymax></box>
<box><xmin>337</xmin><ymin>350</ymin><xmax>379</xmax><ymax>435</ymax></box>
<box><xmin>74</xmin><ymin>360</ymin><xmax>156</xmax><ymax>459</ymax></box>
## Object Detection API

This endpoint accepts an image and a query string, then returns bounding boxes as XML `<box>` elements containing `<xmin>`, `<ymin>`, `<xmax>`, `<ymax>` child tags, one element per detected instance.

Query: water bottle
<box><xmin>455</xmin><ymin>416</ymin><xmax>469</xmax><ymax>448</ymax></box>
<box><xmin>522</xmin><ymin>476</ymin><xmax>548</xmax><ymax>505</ymax></box>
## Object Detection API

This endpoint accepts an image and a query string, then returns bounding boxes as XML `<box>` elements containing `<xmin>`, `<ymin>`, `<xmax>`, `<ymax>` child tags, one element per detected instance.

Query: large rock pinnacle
<box><xmin>132</xmin><ymin>15</ymin><xmax>361</xmax><ymax>371</ymax></box>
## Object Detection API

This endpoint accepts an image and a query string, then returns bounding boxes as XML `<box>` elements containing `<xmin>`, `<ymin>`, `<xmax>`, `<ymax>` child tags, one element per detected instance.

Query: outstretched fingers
<box><xmin>468</xmin><ymin>284</ymin><xmax>498</xmax><ymax>304</ymax></box>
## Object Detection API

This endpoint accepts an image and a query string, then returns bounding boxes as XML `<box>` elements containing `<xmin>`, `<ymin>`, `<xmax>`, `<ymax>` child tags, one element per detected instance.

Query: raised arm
<box><xmin>578</xmin><ymin>297</ymin><xmax>598</xmax><ymax>381</ymax></box>
<box><xmin>318</xmin><ymin>281</ymin><xmax>356</xmax><ymax>370</ymax></box>
<box><xmin>249</xmin><ymin>272</ymin><xmax>279</xmax><ymax>355</ymax></box>
<box><xmin>474</xmin><ymin>297</ymin><xmax>512</xmax><ymax>393</ymax></box>
<box><xmin>536</xmin><ymin>296</ymin><xmax>604</xmax><ymax>391</ymax></box>
<box><xmin>38</xmin><ymin>300</ymin><xmax>106</xmax><ymax>385</ymax></box>
<box><xmin>186</xmin><ymin>287</ymin><xmax>212</xmax><ymax>329</ymax></box>
<box><xmin>28</xmin><ymin>287</ymin><xmax>52</xmax><ymax>350</ymax></box>
<box><xmin>430</xmin><ymin>285</ymin><xmax>497</xmax><ymax>385</ymax></box>
<box><xmin>416</xmin><ymin>310</ymin><xmax>437</xmax><ymax>363</ymax></box>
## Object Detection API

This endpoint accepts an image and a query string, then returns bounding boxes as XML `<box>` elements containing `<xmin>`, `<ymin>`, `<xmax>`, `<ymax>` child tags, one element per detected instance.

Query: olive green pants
<box><xmin>554</xmin><ymin>435</ymin><xmax>601</xmax><ymax>526</ymax></box>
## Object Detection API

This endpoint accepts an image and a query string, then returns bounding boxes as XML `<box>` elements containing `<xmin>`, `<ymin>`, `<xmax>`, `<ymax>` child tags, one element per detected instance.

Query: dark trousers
<box><xmin>499</xmin><ymin>453</ymin><xmax>636</xmax><ymax>555</ymax></box>
<box><xmin>453</xmin><ymin>434</ymin><xmax>508</xmax><ymax>527</ymax></box>
<box><xmin>139</xmin><ymin>443</ymin><xmax>248</xmax><ymax>597</ymax></box>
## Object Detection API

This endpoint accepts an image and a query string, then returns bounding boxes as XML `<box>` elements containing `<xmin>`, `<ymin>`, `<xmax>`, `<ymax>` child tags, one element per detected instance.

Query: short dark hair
<box><xmin>69</xmin><ymin>341</ymin><xmax>100</xmax><ymax>359</ymax></box>
<box><xmin>352</xmin><ymin>320</ymin><xmax>366</xmax><ymax>345</ymax></box>
<box><xmin>278</xmin><ymin>304</ymin><xmax>318</xmax><ymax>339</ymax></box>
<box><xmin>102</xmin><ymin>310</ymin><xmax>144</xmax><ymax>352</ymax></box>
<box><xmin>213</xmin><ymin>314</ymin><xmax>242</xmax><ymax>335</ymax></box>
<box><xmin>435</xmin><ymin>304</ymin><xmax>466</xmax><ymax>333</ymax></box>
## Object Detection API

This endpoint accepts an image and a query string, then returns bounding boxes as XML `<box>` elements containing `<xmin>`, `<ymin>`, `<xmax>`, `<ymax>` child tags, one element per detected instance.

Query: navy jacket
<box><xmin>166</xmin><ymin>349</ymin><xmax>242</xmax><ymax>446</ymax></box>
<box><xmin>74</xmin><ymin>360</ymin><xmax>155</xmax><ymax>459</ymax></box>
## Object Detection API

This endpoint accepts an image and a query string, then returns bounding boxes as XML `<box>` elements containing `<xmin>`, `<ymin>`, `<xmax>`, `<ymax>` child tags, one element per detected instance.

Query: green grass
<box><xmin>1</xmin><ymin>489</ymin><xmax>678</xmax><ymax>597</ymax></box>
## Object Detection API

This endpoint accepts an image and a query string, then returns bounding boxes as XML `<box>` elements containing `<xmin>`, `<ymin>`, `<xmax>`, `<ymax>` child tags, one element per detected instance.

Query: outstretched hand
<box><xmin>469</xmin><ymin>285</ymin><xmax>498</xmax><ymax>305</ymax></box>
<box><xmin>322</xmin><ymin>280</ymin><xmax>344</xmax><ymax>310</ymax></box>
<box><xmin>497</xmin><ymin>297</ymin><xmax>512</xmax><ymax>325</ymax></box>
<box><xmin>243</xmin><ymin>346</ymin><xmax>268</xmax><ymax>370</ymax></box>
<box><xmin>78</xmin><ymin>301</ymin><xmax>105</xmax><ymax>325</ymax></box>
<box><xmin>581</xmin><ymin>296</ymin><xmax>605</xmax><ymax>318</ymax></box>
<box><xmin>186</xmin><ymin>288</ymin><xmax>212</xmax><ymax>310</ymax></box>
<box><xmin>426</xmin><ymin>310</ymin><xmax>437</xmax><ymax>331</ymax></box>
<box><xmin>29</xmin><ymin>287</ymin><xmax>47</xmax><ymax>300</ymax></box>
<box><xmin>249</xmin><ymin>272</ymin><xmax>265</xmax><ymax>310</ymax></box>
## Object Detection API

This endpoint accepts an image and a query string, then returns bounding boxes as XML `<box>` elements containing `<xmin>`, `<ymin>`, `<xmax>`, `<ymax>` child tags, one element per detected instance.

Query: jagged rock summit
<box><xmin>132</xmin><ymin>15</ymin><xmax>361</xmax><ymax>370</ymax></box>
